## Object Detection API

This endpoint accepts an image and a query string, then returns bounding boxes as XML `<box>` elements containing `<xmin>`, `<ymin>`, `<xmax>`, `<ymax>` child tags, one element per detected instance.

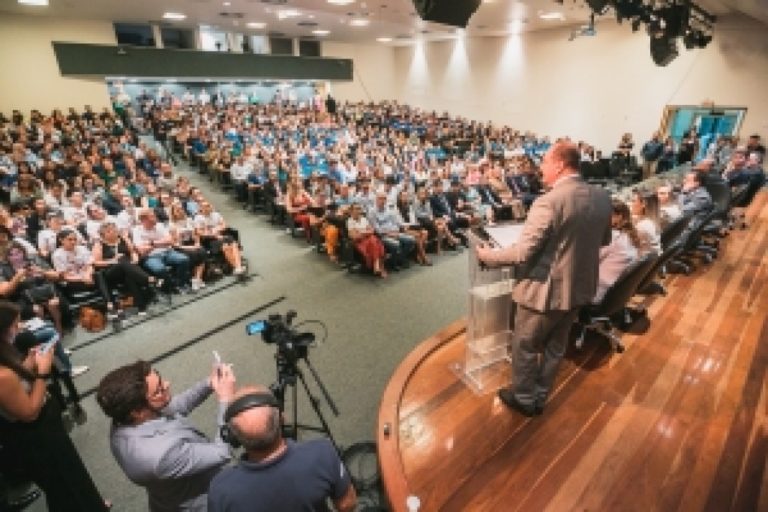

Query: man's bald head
<box><xmin>228</xmin><ymin>385</ymin><xmax>282</xmax><ymax>452</ymax></box>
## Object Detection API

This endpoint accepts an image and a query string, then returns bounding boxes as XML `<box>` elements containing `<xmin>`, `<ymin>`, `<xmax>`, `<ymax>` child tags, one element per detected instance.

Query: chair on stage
<box><xmin>576</xmin><ymin>252</ymin><xmax>658</xmax><ymax>353</ymax></box>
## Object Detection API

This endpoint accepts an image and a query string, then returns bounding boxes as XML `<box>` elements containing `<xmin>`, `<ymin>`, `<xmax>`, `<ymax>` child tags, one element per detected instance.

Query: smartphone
<box><xmin>39</xmin><ymin>333</ymin><xmax>60</xmax><ymax>354</ymax></box>
<box><xmin>245</xmin><ymin>320</ymin><xmax>266</xmax><ymax>336</ymax></box>
<box><xmin>212</xmin><ymin>351</ymin><xmax>222</xmax><ymax>377</ymax></box>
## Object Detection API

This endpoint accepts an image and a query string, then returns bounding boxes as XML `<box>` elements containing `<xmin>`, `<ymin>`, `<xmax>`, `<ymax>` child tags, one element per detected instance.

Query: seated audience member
<box><xmin>62</xmin><ymin>189</ymin><xmax>88</xmax><ymax>227</ymax></box>
<box><xmin>52</xmin><ymin>229</ymin><xmax>98</xmax><ymax>297</ymax></box>
<box><xmin>415</xmin><ymin>186</ymin><xmax>460</xmax><ymax>252</ymax></box>
<box><xmin>656</xmin><ymin>184</ymin><xmax>682</xmax><ymax>226</ymax></box>
<box><xmin>347</xmin><ymin>203</ymin><xmax>387</xmax><ymax>278</ymax></box>
<box><xmin>170</xmin><ymin>203</ymin><xmax>206</xmax><ymax>291</ymax></box>
<box><xmin>85</xmin><ymin>204</ymin><xmax>115</xmax><ymax>244</ymax></box>
<box><xmin>207</xmin><ymin>386</ymin><xmax>357</xmax><ymax>512</ymax></box>
<box><xmin>116</xmin><ymin>195</ymin><xmax>140</xmax><ymax>235</ymax></box>
<box><xmin>368</xmin><ymin>192</ymin><xmax>416</xmax><ymax>269</ymax></box>
<box><xmin>96</xmin><ymin>361</ymin><xmax>235</xmax><ymax>512</ymax></box>
<box><xmin>631</xmin><ymin>191</ymin><xmax>662</xmax><ymax>255</ymax></box>
<box><xmin>721</xmin><ymin>148</ymin><xmax>752</xmax><ymax>187</ymax></box>
<box><xmin>37</xmin><ymin>212</ymin><xmax>77</xmax><ymax>261</ymax></box>
<box><xmin>194</xmin><ymin>201</ymin><xmax>244</xmax><ymax>275</ymax></box>
<box><xmin>395</xmin><ymin>190</ymin><xmax>431</xmax><ymax>266</ymax></box>
<box><xmin>308</xmin><ymin>190</ymin><xmax>342</xmax><ymax>264</ymax></box>
<box><xmin>26</xmin><ymin>198</ymin><xmax>49</xmax><ymax>245</ymax></box>
<box><xmin>92</xmin><ymin>221</ymin><xmax>154</xmax><ymax>317</ymax></box>
<box><xmin>0</xmin><ymin>301</ymin><xmax>109</xmax><ymax>512</ymax></box>
<box><xmin>132</xmin><ymin>209</ymin><xmax>191</xmax><ymax>291</ymax></box>
<box><xmin>679</xmin><ymin>171</ymin><xmax>713</xmax><ymax>220</ymax></box>
<box><xmin>594</xmin><ymin>200</ymin><xmax>640</xmax><ymax>303</ymax></box>
<box><xmin>0</xmin><ymin>241</ymin><xmax>64</xmax><ymax>334</ymax></box>
<box><xmin>285</xmin><ymin>177</ymin><xmax>313</xmax><ymax>243</ymax></box>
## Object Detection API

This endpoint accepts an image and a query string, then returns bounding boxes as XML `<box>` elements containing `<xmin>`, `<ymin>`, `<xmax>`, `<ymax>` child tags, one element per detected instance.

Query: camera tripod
<box><xmin>269</xmin><ymin>350</ymin><xmax>343</xmax><ymax>456</ymax></box>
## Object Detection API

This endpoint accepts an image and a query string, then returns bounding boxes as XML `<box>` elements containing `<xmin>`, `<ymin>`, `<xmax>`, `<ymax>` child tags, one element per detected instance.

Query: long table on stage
<box><xmin>377</xmin><ymin>191</ymin><xmax>768</xmax><ymax>512</ymax></box>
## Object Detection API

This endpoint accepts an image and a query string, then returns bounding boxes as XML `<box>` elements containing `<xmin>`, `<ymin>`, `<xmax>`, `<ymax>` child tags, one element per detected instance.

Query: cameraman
<box><xmin>208</xmin><ymin>386</ymin><xmax>357</xmax><ymax>512</ymax></box>
<box><xmin>96</xmin><ymin>361</ymin><xmax>235</xmax><ymax>511</ymax></box>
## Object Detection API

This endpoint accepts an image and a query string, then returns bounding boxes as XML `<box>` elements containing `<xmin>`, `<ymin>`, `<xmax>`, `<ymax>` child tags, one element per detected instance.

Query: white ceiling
<box><xmin>1</xmin><ymin>0</ymin><xmax>766</xmax><ymax>43</ymax></box>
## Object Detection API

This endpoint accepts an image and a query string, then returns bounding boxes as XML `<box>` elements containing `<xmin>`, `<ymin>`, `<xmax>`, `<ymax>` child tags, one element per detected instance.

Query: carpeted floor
<box><xmin>26</xmin><ymin>142</ymin><xmax>470</xmax><ymax>510</ymax></box>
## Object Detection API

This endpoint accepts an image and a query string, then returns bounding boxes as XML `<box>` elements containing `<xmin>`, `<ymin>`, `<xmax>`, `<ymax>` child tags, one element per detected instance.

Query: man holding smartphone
<box><xmin>96</xmin><ymin>360</ymin><xmax>235</xmax><ymax>511</ymax></box>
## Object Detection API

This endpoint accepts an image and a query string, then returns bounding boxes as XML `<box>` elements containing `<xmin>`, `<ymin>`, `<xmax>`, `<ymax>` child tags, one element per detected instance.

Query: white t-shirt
<box><xmin>132</xmin><ymin>223</ymin><xmax>171</xmax><ymax>256</ymax></box>
<box><xmin>85</xmin><ymin>216</ymin><xmax>116</xmax><ymax>243</ymax></box>
<box><xmin>52</xmin><ymin>246</ymin><xmax>92</xmax><ymax>278</ymax></box>
<box><xmin>194</xmin><ymin>212</ymin><xmax>224</xmax><ymax>234</ymax></box>
<box><xmin>347</xmin><ymin>216</ymin><xmax>370</xmax><ymax>233</ymax></box>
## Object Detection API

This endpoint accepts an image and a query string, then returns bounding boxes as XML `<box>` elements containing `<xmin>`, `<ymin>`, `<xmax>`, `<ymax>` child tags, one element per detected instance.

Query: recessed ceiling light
<box><xmin>539</xmin><ymin>12</ymin><xmax>564</xmax><ymax>21</ymax></box>
<box><xmin>376</xmin><ymin>37</ymin><xmax>392</xmax><ymax>42</ymax></box>
<box><xmin>223</xmin><ymin>1</ymin><xmax>230</xmax><ymax>5</ymax></box>
<box><xmin>312</xmin><ymin>29</ymin><xmax>331</xmax><ymax>36</ymax></box>
<box><xmin>247</xmin><ymin>22</ymin><xmax>266</xmax><ymax>29</ymax></box>
<box><xmin>163</xmin><ymin>12</ymin><xmax>187</xmax><ymax>20</ymax></box>
<box><xmin>278</xmin><ymin>8</ymin><xmax>301</xmax><ymax>19</ymax></box>
<box><xmin>350</xmin><ymin>18</ymin><xmax>370</xmax><ymax>27</ymax></box>
<box><xmin>327</xmin><ymin>0</ymin><xmax>355</xmax><ymax>5</ymax></box>
<box><xmin>18</xmin><ymin>0</ymin><xmax>48</xmax><ymax>5</ymax></box>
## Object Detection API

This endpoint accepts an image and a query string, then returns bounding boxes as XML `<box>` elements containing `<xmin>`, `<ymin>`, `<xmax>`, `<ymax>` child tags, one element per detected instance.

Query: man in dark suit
<box><xmin>476</xmin><ymin>142</ymin><xmax>612</xmax><ymax>416</ymax></box>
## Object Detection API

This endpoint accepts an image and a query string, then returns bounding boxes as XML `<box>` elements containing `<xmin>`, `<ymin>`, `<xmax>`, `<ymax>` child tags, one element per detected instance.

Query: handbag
<box><xmin>23</xmin><ymin>280</ymin><xmax>56</xmax><ymax>304</ymax></box>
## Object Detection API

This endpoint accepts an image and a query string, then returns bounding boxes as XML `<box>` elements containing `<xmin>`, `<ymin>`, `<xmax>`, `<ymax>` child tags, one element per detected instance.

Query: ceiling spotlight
<box><xmin>163</xmin><ymin>12</ymin><xmax>187</xmax><ymax>20</ymax></box>
<box><xmin>327</xmin><ymin>0</ymin><xmax>355</xmax><ymax>4</ymax></box>
<box><xmin>350</xmin><ymin>18</ymin><xmax>370</xmax><ymax>27</ymax></box>
<box><xmin>223</xmin><ymin>1</ymin><xmax>231</xmax><ymax>6</ymax></box>
<box><xmin>18</xmin><ymin>0</ymin><xmax>49</xmax><ymax>5</ymax></box>
<box><xmin>376</xmin><ymin>37</ymin><xmax>392</xmax><ymax>42</ymax></box>
<box><xmin>278</xmin><ymin>9</ymin><xmax>301</xmax><ymax>19</ymax></box>
<box><xmin>539</xmin><ymin>12</ymin><xmax>565</xmax><ymax>21</ymax></box>
<box><xmin>312</xmin><ymin>29</ymin><xmax>331</xmax><ymax>36</ymax></box>
<box><xmin>650</xmin><ymin>35</ymin><xmax>678</xmax><ymax>66</ymax></box>
<box><xmin>247</xmin><ymin>22</ymin><xmax>266</xmax><ymax>29</ymax></box>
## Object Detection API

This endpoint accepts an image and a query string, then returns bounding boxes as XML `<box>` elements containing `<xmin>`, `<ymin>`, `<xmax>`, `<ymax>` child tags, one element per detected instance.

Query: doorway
<box><xmin>660</xmin><ymin>105</ymin><xmax>746</xmax><ymax>160</ymax></box>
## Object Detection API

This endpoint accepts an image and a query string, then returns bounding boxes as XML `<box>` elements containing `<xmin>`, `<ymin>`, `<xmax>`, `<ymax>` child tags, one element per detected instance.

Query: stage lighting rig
<box><xmin>578</xmin><ymin>0</ymin><xmax>716</xmax><ymax>66</ymax></box>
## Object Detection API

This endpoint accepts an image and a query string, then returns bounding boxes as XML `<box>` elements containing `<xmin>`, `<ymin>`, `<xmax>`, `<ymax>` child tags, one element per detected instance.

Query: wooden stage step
<box><xmin>377</xmin><ymin>190</ymin><xmax>768</xmax><ymax>512</ymax></box>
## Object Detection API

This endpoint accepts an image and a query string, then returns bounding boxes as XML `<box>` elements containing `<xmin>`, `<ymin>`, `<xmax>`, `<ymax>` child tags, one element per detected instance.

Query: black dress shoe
<box><xmin>497</xmin><ymin>388</ymin><xmax>538</xmax><ymax>417</ymax></box>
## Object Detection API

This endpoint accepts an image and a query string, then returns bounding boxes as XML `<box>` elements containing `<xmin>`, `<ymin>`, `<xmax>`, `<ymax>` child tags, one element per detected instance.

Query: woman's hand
<box><xmin>32</xmin><ymin>346</ymin><xmax>55</xmax><ymax>376</ymax></box>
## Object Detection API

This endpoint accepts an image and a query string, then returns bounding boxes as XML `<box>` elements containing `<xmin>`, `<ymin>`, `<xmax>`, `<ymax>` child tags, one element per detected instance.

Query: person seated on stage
<box><xmin>51</xmin><ymin>229</ymin><xmax>99</xmax><ymax>300</ymax></box>
<box><xmin>207</xmin><ymin>386</ymin><xmax>357</xmax><ymax>512</ymax></box>
<box><xmin>346</xmin><ymin>203</ymin><xmax>387</xmax><ymax>278</ymax></box>
<box><xmin>132</xmin><ymin>209</ymin><xmax>191</xmax><ymax>292</ymax></box>
<box><xmin>194</xmin><ymin>201</ymin><xmax>244</xmax><ymax>275</ymax></box>
<box><xmin>679</xmin><ymin>171</ymin><xmax>713</xmax><ymax>221</ymax></box>
<box><xmin>96</xmin><ymin>360</ymin><xmax>235</xmax><ymax>512</ymax></box>
<box><xmin>630</xmin><ymin>190</ymin><xmax>662</xmax><ymax>256</ymax></box>
<box><xmin>92</xmin><ymin>220</ymin><xmax>154</xmax><ymax>317</ymax></box>
<box><xmin>395</xmin><ymin>190</ymin><xmax>431</xmax><ymax>266</ymax></box>
<box><xmin>656</xmin><ymin>184</ymin><xmax>682</xmax><ymax>226</ymax></box>
<box><xmin>368</xmin><ymin>192</ymin><xmax>416</xmax><ymax>270</ymax></box>
<box><xmin>594</xmin><ymin>200</ymin><xmax>640</xmax><ymax>303</ymax></box>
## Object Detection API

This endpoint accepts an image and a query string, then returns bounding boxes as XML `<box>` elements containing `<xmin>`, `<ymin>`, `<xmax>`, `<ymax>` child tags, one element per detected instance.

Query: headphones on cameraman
<box><xmin>220</xmin><ymin>392</ymin><xmax>280</xmax><ymax>448</ymax></box>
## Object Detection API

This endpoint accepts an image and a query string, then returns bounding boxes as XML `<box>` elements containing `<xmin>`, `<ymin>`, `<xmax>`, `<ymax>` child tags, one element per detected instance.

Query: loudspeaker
<box><xmin>220</xmin><ymin>392</ymin><xmax>280</xmax><ymax>448</ymax></box>
<box><xmin>412</xmin><ymin>0</ymin><xmax>481</xmax><ymax>28</ymax></box>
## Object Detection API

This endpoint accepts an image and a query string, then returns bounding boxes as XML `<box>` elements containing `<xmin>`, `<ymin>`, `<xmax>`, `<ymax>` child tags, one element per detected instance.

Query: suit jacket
<box><xmin>483</xmin><ymin>176</ymin><xmax>612</xmax><ymax>312</ymax></box>
<box><xmin>109</xmin><ymin>380</ymin><xmax>230</xmax><ymax>512</ymax></box>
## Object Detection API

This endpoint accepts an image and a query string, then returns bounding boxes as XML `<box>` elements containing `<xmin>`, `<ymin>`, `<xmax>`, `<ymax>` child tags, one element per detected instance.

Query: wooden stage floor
<box><xmin>378</xmin><ymin>192</ymin><xmax>768</xmax><ymax>512</ymax></box>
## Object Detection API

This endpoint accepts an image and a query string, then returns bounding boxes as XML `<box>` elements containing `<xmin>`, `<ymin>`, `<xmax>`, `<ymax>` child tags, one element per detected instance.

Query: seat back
<box><xmin>635</xmin><ymin>240</ymin><xmax>683</xmax><ymax>293</ymax></box>
<box><xmin>596</xmin><ymin>252</ymin><xmax>659</xmax><ymax>317</ymax></box>
<box><xmin>660</xmin><ymin>214</ymin><xmax>691</xmax><ymax>249</ymax></box>
<box><xmin>705</xmin><ymin>180</ymin><xmax>731</xmax><ymax>217</ymax></box>
<box><xmin>732</xmin><ymin>174</ymin><xmax>765</xmax><ymax>208</ymax></box>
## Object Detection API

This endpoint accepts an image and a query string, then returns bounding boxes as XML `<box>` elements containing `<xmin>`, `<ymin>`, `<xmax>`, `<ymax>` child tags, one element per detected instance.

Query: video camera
<box><xmin>246</xmin><ymin>310</ymin><xmax>315</xmax><ymax>364</ymax></box>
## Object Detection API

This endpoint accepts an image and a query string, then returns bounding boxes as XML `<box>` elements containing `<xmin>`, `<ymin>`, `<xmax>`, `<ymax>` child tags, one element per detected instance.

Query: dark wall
<box><xmin>52</xmin><ymin>42</ymin><xmax>353</xmax><ymax>81</ymax></box>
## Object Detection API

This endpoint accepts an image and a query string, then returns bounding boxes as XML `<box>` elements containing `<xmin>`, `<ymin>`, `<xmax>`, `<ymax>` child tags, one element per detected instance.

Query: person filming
<box><xmin>96</xmin><ymin>360</ymin><xmax>236</xmax><ymax>511</ymax></box>
<box><xmin>207</xmin><ymin>385</ymin><xmax>357</xmax><ymax>512</ymax></box>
